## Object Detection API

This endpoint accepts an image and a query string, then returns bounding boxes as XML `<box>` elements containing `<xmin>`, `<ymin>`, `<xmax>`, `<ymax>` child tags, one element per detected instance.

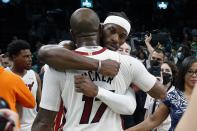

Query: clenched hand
<box><xmin>100</xmin><ymin>59</ymin><xmax>120</xmax><ymax>77</ymax></box>
<box><xmin>74</xmin><ymin>75</ymin><xmax>98</xmax><ymax>97</ymax></box>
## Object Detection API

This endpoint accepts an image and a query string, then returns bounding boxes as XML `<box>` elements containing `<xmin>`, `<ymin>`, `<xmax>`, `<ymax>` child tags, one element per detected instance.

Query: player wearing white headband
<box><xmin>102</xmin><ymin>12</ymin><xmax>131</xmax><ymax>51</ymax></box>
<box><xmin>104</xmin><ymin>15</ymin><xmax>131</xmax><ymax>35</ymax></box>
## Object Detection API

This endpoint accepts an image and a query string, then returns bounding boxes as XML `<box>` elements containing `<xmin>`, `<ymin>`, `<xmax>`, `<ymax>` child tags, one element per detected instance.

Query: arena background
<box><xmin>0</xmin><ymin>0</ymin><xmax>196</xmax><ymax>52</ymax></box>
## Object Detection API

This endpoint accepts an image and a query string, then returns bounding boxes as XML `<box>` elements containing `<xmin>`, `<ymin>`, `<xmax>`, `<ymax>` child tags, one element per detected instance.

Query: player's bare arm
<box><xmin>38</xmin><ymin>45</ymin><xmax>120</xmax><ymax>77</ymax></box>
<box><xmin>124</xmin><ymin>103</ymin><xmax>169</xmax><ymax>131</ymax></box>
<box><xmin>32</xmin><ymin>108</ymin><xmax>57</xmax><ymax>131</ymax></box>
<box><xmin>35</xmin><ymin>72</ymin><xmax>42</xmax><ymax>107</ymax></box>
<box><xmin>147</xmin><ymin>80</ymin><xmax>166</xmax><ymax>99</ymax></box>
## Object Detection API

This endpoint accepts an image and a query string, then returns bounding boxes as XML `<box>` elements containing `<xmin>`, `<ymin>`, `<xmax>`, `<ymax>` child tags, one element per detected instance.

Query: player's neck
<box><xmin>11</xmin><ymin>66</ymin><xmax>27</xmax><ymax>77</ymax></box>
<box><xmin>75</xmin><ymin>36</ymin><xmax>99</xmax><ymax>47</ymax></box>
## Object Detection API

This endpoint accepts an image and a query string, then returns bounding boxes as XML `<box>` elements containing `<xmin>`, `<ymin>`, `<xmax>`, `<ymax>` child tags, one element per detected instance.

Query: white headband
<box><xmin>104</xmin><ymin>15</ymin><xmax>131</xmax><ymax>35</ymax></box>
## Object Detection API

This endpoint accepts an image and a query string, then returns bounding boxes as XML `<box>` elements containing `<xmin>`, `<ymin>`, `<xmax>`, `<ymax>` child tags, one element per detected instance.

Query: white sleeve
<box><xmin>132</xmin><ymin>59</ymin><xmax>157</xmax><ymax>92</ymax></box>
<box><xmin>144</xmin><ymin>94</ymin><xmax>151</xmax><ymax>109</ymax></box>
<box><xmin>39</xmin><ymin>67</ymin><xmax>62</xmax><ymax>112</ymax></box>
<box><xmin>96</xmin><ymin>87</ymin><xmax>136</xmax><ymax>115</ymax></box>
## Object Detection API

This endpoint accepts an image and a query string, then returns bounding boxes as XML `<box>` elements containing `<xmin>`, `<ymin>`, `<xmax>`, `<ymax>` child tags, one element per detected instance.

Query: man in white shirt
<box><xmin>7</xmin><ymin>40</ymin><xmax>42</xmax><ymax>131</ymax></box>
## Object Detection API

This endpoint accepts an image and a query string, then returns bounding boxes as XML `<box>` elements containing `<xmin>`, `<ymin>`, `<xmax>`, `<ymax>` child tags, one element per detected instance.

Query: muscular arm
<box><xmin>130</xmin><ymin>57</ymin><xmax>166</xmax><ymax>100</ymax></box>
<box><xmin>144</xmin><ymin>33</ymin><xmax>154</xmax><ymax>55</ymax></box>
<box><xmin>35</xmin><ymin>72</ymin><xmax>42</xmax><ymax>107</ymax></box>
<box><xmin>147</xmin><ymin>80</ymin><xmax>166</xmax><ymax>99</ymax></box>
<box><xmin>32</xmin><ymin>108</ymin><xmax>57</xmax><ymax>131</ymax></box>
<box><xmin>16</xmin><ymin>103</ymin><xmax>22</xmax><ymax>119</ymax></box>
<box><xmin>38</xmin><ymin>45</ymin><xmax>119</xmax><ymax>77</ymax></box>
<box><xmin>38</xmin><ymin>45</ymin><xmax>98</xmax><ymax>71</ymax></box>
<box><xmin>125</xmin><ymin>102</ymin><xmax>169</xmax><ymax>131</ymax></box>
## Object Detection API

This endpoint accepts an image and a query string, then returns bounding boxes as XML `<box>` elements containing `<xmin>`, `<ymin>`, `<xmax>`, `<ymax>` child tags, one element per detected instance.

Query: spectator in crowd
<box><xmin>149</xmin><ymin>48</ymin><xmax>165</xmax><ymax>73</ymax></box>
<box><xmin>144</xmin><ymin>61</ymin><xmax>178</xmax><ymax>131</ymax></box>
<box><xmin>144</xmin><ymin>32</ymin><xmax>174</xmax><ymax>65</ymax></box>
<box><xmin>125</xmin><ymin>56</ymin><xmax>197</xmax><ymax>131</ymax></box>
<box><xmin>0</xmin><ymin>53</ymin><xmax>12</xmax><ymax>68</ymax></box>
<box><xmin>191</xmin><ymin>29</ymin><xmax>197</xmax><ymax>56</ymax></box>
<box><xmin>116</xmin><ymin>42</ymin><xmax>131</xmax><ymax>55</ymax></box>
<box><xmin>144</xmin><ymin>32</ymin><xmax>166</xmax><ymax>67</ymax></box>
<box><xmin>182</xmin><ymin>27</ymin><xmax>192</xmax><ymax>43</ymax></box>
<box><xmin>136</xmin><ymin>46</ymin><xmax>148</xmax><ymax>68</ymax></box>
<box><xmin>7</xmin><ymin>40</ymin><xmax>42</xmax><ymax>131</ymax></box>
<box><xmin>175</xmin><ymin>44</ymin><xmax>191</xmax><ymax>68</ymax></box>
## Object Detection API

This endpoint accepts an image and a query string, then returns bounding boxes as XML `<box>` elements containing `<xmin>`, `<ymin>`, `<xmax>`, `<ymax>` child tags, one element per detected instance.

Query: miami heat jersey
<box><xmin>20</xmin><ymin>70</ymin><xmax>38</xmax><ymax>131</ymax></box>
<box><xmin>40</xmin><ymin>46</ymin><xmax>156</xmax><ymax>131</ymax></box>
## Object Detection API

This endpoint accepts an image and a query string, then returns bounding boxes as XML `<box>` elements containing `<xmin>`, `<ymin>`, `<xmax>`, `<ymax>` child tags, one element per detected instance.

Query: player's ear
<box><xmin>99</xmin><ymin>23</ymin><xmax>103</xmax><ymax>36</ymax></box>
<box><xmin>11</xmin><ymin>54</ymin><xmax>17</xmax><ymax>61</ymax></box>
<box><xmin>70</xmin><ymin>29</ymin><xmax>76</xmax><ymax>43</ymax></box>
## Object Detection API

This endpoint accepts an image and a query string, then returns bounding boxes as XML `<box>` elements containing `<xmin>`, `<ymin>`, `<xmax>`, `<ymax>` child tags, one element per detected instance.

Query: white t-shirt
<box><xmin>144</xmin><ymin>86</ymin><xmax>175</xmax><ymax>131</ymax></box>
<box><xmin>7</xmin><ymin>68</ymin><xmax>38</xmax><ymax>131</ymax></box>
<box><xmin>20</xmin><ymin>70</ymin><xmax>38</xmax><ymax>131</ymax></box>
<box><xmin>40</xmin><ymin>46</ymin><xmax>156</xmax><ymax>131</ymax></box>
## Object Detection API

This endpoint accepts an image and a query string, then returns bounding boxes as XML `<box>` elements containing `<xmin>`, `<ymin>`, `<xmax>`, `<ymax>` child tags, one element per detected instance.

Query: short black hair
<box><xmin>175</xmin><ymin>56</ymin><xmax>197</xmax><ymax>91</ymax></box>
<box><xmin>163</xmin><ymin>61</ymin><xmax>178</xmax><ymax>86</ymax></box>
<box><xmin>179</xmin><ymin>44</ymin><xmax>191</xmax><ymax>57</ymax></box>
<box><xmin>7</xmin><ymin>40</ymin><xmax>31</xmax><ymax>58</ymax></box>
<box><xmin>1</xmin><ymin>52</ymin><xmax>8</xmax><ymax>58</ymax></box>
<box><xmin>153</xmin><ymin>48</ymin><xmax>165</xmax><ymax>57</ymax></box>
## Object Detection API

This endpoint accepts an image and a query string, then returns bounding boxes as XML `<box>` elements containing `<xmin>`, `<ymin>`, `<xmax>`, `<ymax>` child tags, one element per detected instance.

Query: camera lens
<box><xmin>0</xmin><ymin>97</ymin><xmax>10</xmax><ymax>109</ymax></box>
